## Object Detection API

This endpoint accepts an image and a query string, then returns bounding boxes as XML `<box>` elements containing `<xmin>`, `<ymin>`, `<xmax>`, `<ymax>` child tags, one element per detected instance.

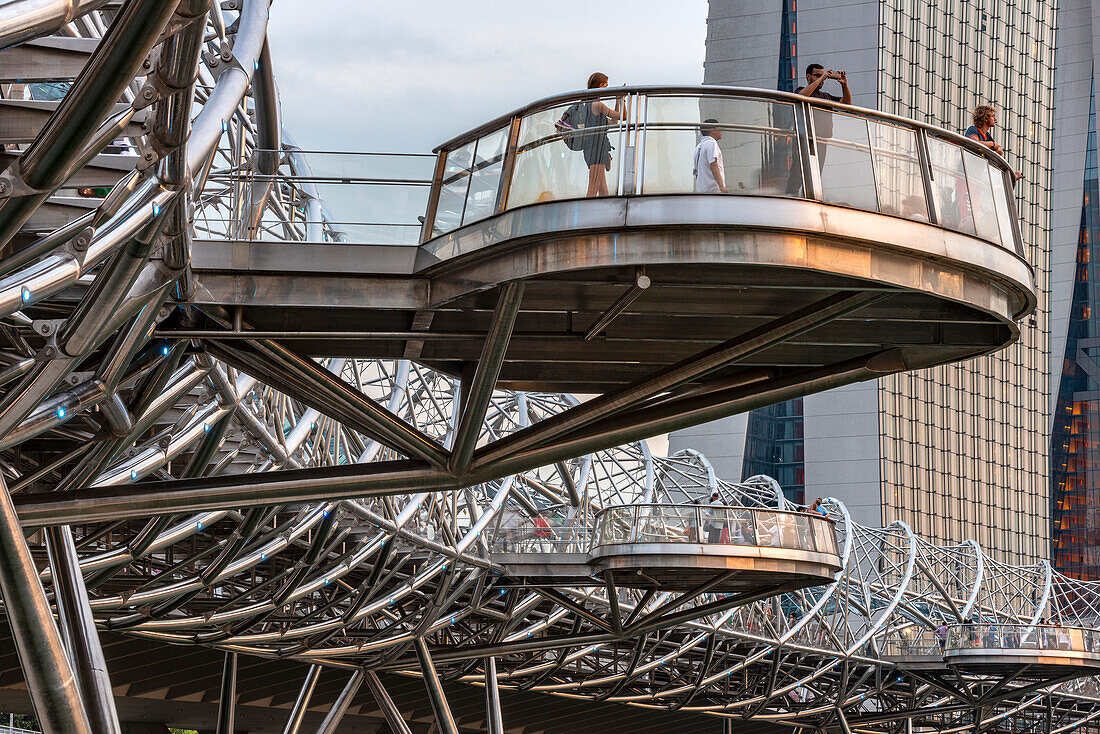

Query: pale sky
<box><xmin>267</xmin><ymin>1</ymin><xmax>707</xmax><ymax>154</ymax></box>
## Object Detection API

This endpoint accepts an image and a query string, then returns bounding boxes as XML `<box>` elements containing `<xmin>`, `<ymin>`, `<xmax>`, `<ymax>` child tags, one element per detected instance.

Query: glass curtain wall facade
<box><xmin>742</xmin><ymin>0</ymin><xmax>806</xmax><ymax>504</ymax></box>
<box><xmin>877</xmin><ymin>0</ymin><xmax>1053</xmax><ymax>564</ymax></box>
<box><xmin>1052</xmin><ymin>79</ymin><xmax>1100</xmax><ymax>580</ymax></box>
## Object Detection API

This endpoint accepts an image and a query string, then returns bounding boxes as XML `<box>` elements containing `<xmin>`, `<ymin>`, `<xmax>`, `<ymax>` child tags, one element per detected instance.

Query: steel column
<box><xmin>364</xmin><ymin>671</ymin><xmax>413</xmax><ymax>734</ymax></box>
<box><xmin>44</xmin><ymin>525</ymin><xmax>121</xmax><ymax>734</ymax></box>
<box><xmin>0</xmin><ymin>475</ymin><xmax>91</xmax><ymax>733</ymax></box>
<box><xmin>215</xmin><ymin>651</ymin><xmax>236</xmax><ymax>734</ymax></box>
<box><xmin>280</xmin><ymin>665</ymin><xmax>321</xmax><ymax>734</ymax></box>
<box><xmin>315</xmin><ymin>669</ymin><xmax>364</xmax><ymax>734</ymax></box>
<box><xmin>449</xmin><ymin>281</ymin><xmax>524</xmax><ymax>474</ymax></box>
<box><xmin>485</xmin><ymin>657</ymin><xmax>504</xmax><ymax>734</ymax></box>
<box><xmin>415</xmin><ymin>638</ymin><xmax>460</xmax><ymax>734</ymax></box>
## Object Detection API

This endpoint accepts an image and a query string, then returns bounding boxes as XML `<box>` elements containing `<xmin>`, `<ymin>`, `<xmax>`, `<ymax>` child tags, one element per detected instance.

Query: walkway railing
<box><xmin>422</xmin><ymin>85</ymin><xmax>1023</xmax><ymax>260</ymax></box>
<box><xmin>947</xmin><ymin>624</ymin><xmax>1100</xmax><ymax>655</ymax></box>
<box><xmin>486</xmin><ymin>505</ymin><xmax>838</xmax><ymax>558</ymax></box>
<box><xmin>881</xmin><ymin>624</ymin><xmax>1100</xmax><ymax>659</ymax></box>
<box><xmin>592</xmin><ymin>504</ymin><xmax>838</xmax><ymax>556</ymax></box>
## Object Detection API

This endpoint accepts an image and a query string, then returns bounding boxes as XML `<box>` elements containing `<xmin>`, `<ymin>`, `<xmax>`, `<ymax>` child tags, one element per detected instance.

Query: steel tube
<box><xmin>43</xmin><ymin>525</ymin><xmax>121</xmax><ymax>734</ymax></box>
<box><xmin>0</xmin><ymin>0</ymin><xmax>181</xmax><ymax>248</ymax></box>
<box><xmin>414</xmin><ymin>638</ymin><xmax>459</xmax><ymax>734</ymax></box>
<box><xmin>485</xmin><ymin>657</ymin><xmax>504</xmax><ymax>734</ymax></box>
<box><xmin>0</xmin><ymin>0</ymin><xmax>109</xmax><ymax>49</ymax></box>
<box><xmin>315</xmin><ymin>669</ymin><xmax>364</xmax><ymax>734</ymax></box>
<box><xmin>280</xmin><ymin>665</ymin><xmax>321</xmax><ymax>734</ymax></box>
<box><xmin>206</xmin><ymin>338</ymin><xmax>449</xmax><ymax>469</ymax></box>
<box><xmin>449</xmin><ymin>281</ymin><xmax>523</xmax><ymax>474</ymax></box>
<box><xmin>364</xmin><ymin>671</ymin><xmax>413</xmax><ymax>734</ymax></box>
<box><xmin>0</xmin><ymin>475</ymin><xmax>91</xmax><ymax>733</ymax></box>
<box><xmin>215</xmin><ymin>651</ymin><xmax>236</xmax><ymax>734</ymax></box>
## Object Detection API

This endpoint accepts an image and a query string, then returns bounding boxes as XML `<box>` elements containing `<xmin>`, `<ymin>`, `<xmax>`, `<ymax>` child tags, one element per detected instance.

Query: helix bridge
<box><xmin>0</xmin><ymin>2</ymin><xmax>1090</xmax><ymax>733</ymax></box>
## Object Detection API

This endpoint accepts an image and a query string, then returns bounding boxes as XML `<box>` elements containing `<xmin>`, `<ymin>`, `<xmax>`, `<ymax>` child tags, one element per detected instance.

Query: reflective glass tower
<box><xmin>674</xmin><ymin>0</ymin><xmax>1056</xmax><ymax>564</ymax></box>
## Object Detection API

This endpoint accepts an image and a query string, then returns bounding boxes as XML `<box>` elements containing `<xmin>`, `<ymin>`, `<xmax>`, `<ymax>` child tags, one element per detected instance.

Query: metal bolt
<box><xmin>36</xmin><ymin>322</ymin><xmax>54</xmax><ymax>336</ymax></box>
<box><xmin>142</xmin><ymin>86</ymin><xmax>155</xmax><ymax>100</ymax></box>
<box><xmin>143</xmin><ymin>151</ymin><xmax>155</xmax><ymax>162</ymax></box>
<box><xmin>72</xmin><ymin>228</ymin><xmax>92</xmax><ymax>251</ymax></box>
<box><xmin>41</xmin><ymin>346</ymin><xmax>56</xmax><ymax>359</ymax></box>
<box><xmin>0</xmin><ymin>178</ymin><xmax>10</xmax><ymax>197</ymax></box>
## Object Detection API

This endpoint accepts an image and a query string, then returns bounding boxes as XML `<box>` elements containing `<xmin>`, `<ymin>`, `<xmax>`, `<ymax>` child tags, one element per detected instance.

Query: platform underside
<box><xmin>184</xmin><ymin>195</ymin><xmax>1031</xmax><ymax>393</ymax></box>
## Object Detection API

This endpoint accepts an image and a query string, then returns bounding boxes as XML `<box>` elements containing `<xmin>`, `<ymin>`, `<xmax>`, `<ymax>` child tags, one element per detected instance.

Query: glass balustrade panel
<box><xmin>962</xmin><ymin>150</ymin><xmax>1003</xmax><ymax>245</ymax></box>
<box><xmin>598</xmin><ymin>507</ymin><xmax>634</xmax><ymax>545</ymax></box>
<box><xmin>869</xmin><ymin>120</ymin><xmax>928</xmax><ymax>221</ymax></box>
<box><xmin>812</xmin><ymin>108</ymin><xmax>879</xmax><ymax>211</ymax></box>
<box><xmin>461</xmin><ymin>126</ymin><xmax>508</xmax><ymax>226</ymax></box>
<box><xmin>987</xmin><ymin>166</ymin><xmax>1020</xmax><ymax>254</ymax></box>
<box><xmin>642</xmin><ymin>96</ymin><xmax>799</xmax><ymax>197</ymax></box>
<box><xmin>508</xmin><ymin>102</ymin><xmax>621</xmax><ymax>209</ymax></box>
<box><xmin>925</xmin><ymin>136</ymin><xmax>975</xmax><ymax>236</ymax></box>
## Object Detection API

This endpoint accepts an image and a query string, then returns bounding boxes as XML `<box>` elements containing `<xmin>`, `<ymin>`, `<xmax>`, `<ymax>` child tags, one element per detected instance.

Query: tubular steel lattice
<box><xmin>0</xmin><ymin>4</ymin><xmax>1086</xmax><ymax>734</ymax></box>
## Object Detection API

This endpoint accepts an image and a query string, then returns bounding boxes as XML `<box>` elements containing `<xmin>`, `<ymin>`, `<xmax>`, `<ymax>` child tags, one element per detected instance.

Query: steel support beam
<box><xmin>206</xmin><ymin>338</ymin><xmax>449</xmax><ymax>469</ymax></box>
<box><xmin>415</xmin><ymin>638</ymin><xmax>460</xmax><ymax>734</ymax></box>
<box><xmin>485</xmin><ymin>657</ymin><xmax>504</xmax><ymax>734</ymax></box>
<box><xmin>315</xmin><ymin>669</ymin><xmax>364</xmax><ymax>734</ymax></box>
<box><xmin>473</xmin><ymin>291</ymin><xmax>885</xmax><ymax>469</ymax></box>
<box><xmin>0</xmin><ymin>476</ymin><xmax>91</xmax><ymax>734</ymax></box>
<box><xmin>215</xmin><ymin>651</ymin><xmax>236</xmax><ymax>734</ymax></box>
<box><xmin>449</xmin><ymin>281</ymin><xmax>524</xmax><ymax>474</ymax></box>
<box><xmin>9</xmin><ymin>346</ymin><xmax>945</xmax><ymax>526</ymax></box>
<box><xmin>583</xmin><ymin>270</ymin><xmax>650</xmax><ymax>341</ymax></box>
<box><xmin>44</xmin><ymin>525</ymin><xmax>121</xmax><ymax>734</ymax></box>
<box><xmin>364</xmin><ymin>671</ymin><xmax>413</xmax><ymax>734</ymax></box>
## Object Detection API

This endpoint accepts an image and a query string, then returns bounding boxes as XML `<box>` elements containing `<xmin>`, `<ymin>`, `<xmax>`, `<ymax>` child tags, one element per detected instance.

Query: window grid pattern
<box><xmin>1051</xmin><ymin>76</ymin><xmax>1100</xmax><ymax>580</ymax></box>
<box><xmin>878</xmin><ymin>0</ymin><xmax>1055</xmax><ymax>565</ymax></box>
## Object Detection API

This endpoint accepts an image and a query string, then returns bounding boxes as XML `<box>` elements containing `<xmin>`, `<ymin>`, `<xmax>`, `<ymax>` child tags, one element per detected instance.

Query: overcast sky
<box><xmin>267</xmin><ymin>1</ymin><xmax>707</xmax><ymax>154</ymax></box>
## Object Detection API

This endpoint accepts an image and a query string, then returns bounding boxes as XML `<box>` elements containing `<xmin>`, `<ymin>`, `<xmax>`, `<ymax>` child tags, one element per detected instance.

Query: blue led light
<box><xmin>152</xmin><ymin>203</ymin><xmax>160</xmax><ymax>216</ymax></box>
<box><xmin>161</xmin><ymin>344</ymin><xmax>170</xmax><ymax>356</ymax></box>
<box><xmin>260</xmin><ymin>553</ymin><xmax>266</xmax><ymax>561</ymax></box>
<box><xmin>130</xmin><ymin>470</ymin><xmax>137</xmax><ymax>479</ymax></box>
<box><xmin>20</xmin><ymin>287</ymin><xmax>30</xmax><ymax>302</ymax></box>
<box><xmin>322</xmin><ymin>509</ymin><xmax>329</xmax><ymax>517</ymax></box>
<box><xmin>197</xmin><ymin>522</ymin><xmax>203</xmax><ymax>530</ymax></box>
<box><xmin>57</xmin><ymin>407</ymin><xmax>66</xmax><ymax>419</ymax></box>
<box><xmin>203</xmin><ymin>422</ymin><xmax>211</xmax><ymax>432</ymax></box>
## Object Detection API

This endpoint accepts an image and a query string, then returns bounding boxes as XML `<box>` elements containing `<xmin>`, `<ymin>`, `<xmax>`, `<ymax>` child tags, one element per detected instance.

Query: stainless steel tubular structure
<box><xmin>0</xmin><ymin>5</ymin><xmax>1094</xmax><ymax>734</ymax></box>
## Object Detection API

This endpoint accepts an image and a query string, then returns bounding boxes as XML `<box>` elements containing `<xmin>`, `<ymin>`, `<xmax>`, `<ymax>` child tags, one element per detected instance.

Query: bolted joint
<box><xmin>71</xmin><ymin>227</ymin><xmax>93</xmax><ymax>252</ymax></box>
<box><xmin>0</xmin><ymin>171</ymin><xmax>47</xmax><ymax>199</ymax></box>
<box><xmin>32</xmin><ymin>319</ymin><xmax>65</xmax><ymax>337</ymax></box>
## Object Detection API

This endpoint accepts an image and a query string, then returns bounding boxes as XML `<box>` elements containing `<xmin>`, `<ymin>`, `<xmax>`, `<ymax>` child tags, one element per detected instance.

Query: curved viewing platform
<box><xmin>186</xmin><ymin>85</ymin><xmax>1038</xmax><ymax>395</ymax></box>
<box><xmin>884</xmin><ymin>624</ymin><xmax>1100</xmax><ymax>679</ymax></box>
<box><xmin>489</xmin><ymin>504</ymin><xmax>841</xmax><ymax>593</ymax></box>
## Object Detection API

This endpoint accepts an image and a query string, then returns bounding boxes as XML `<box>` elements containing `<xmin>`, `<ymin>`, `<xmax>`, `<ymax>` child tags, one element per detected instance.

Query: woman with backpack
<box><xmin>581</xmin><ymin>72</ymin><xmax>623</xmax><ymax>197</ymax></box>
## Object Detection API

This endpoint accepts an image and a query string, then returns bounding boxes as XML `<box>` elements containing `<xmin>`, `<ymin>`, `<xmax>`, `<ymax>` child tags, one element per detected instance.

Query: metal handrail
<box><xmin>431</xmin><ymin>85</ymin><xmax>1017</xmax><ymax>168</ymax></box>
<box><xmin>590</xmin><ymin>503</ymin><xmax>838</xmax><ymax>556</ymax></box>
<box><xmin>945</xmin><ymin>623</ymin><xmax>1100</xmax><ymax>655</ymax></box>
<box><xmin>421</xmin><ymin>85</ymin><xmax>1024</xmax><ymax>259</ymax></box>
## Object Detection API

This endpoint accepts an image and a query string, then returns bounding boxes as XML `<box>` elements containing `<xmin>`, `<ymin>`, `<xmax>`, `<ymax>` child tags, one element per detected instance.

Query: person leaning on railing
<box><xmin>965</xmin><ymin>105</ymin><xmax>1024</xmax><ymax>181</ymax></box>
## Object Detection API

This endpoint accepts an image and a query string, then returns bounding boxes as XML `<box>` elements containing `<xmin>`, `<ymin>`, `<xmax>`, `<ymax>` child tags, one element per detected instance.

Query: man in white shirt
<box><xmin>693</xmin><ymin>119</ymin><xmax>727</xmax><ymax>193</ymax></box>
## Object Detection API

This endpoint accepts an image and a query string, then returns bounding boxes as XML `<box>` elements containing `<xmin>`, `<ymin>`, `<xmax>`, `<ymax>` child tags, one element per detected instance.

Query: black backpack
<box><xmin>555</xmin><ymin>103</ymin><xmax>588</xmax><ymax>151</ymax></box>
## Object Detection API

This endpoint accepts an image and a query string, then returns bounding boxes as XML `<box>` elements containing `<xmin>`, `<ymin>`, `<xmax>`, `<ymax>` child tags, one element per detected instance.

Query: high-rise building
<box><xmin>672</xmin><ymin>0</ymin><xmax>1055</xmax><ymax>565</ymax></box>
<box><xmin>1050</xmin><ymin>0</ymin><xmax>1100</xmax><ymax>579</ymax></box>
